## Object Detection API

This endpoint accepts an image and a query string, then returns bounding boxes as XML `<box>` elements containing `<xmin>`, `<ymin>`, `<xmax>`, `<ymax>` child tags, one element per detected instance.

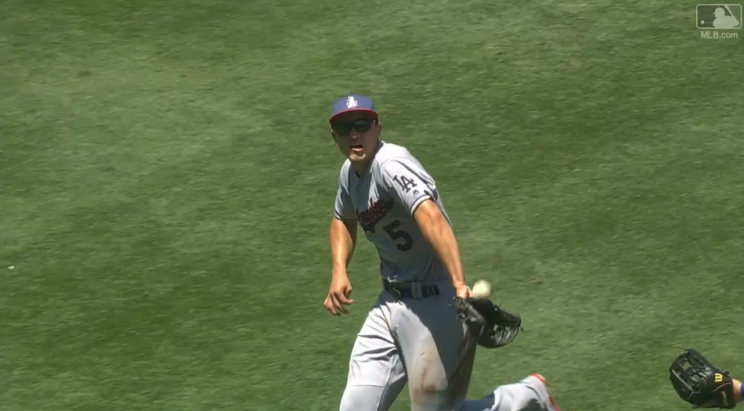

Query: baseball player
<box><xmin>669</xmin><ymin>349</ymin><xmax>743</xmax><ymax>409</ymax></box>
<box><xmin>322</xmin><ymin>94</ymin><xmax>561</xmax><ymax>411</ymax></box>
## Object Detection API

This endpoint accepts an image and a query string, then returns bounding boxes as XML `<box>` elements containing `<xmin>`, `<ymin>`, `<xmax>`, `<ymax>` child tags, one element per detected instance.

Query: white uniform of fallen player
<box><xmin>333</xmin><ymin>140</ymin><xmax>560</xmax><ymax>411</ymax></box>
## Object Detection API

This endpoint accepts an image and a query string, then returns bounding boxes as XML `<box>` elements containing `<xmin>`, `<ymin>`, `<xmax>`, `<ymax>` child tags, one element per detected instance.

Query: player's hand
<box><xmin>324</xmin><ymin>273</ymin><xmax>354</xmax><ymax>315</ymax></box>
<box><xmin>454</xmin><ymin>282</ymin><xmax>472</xmax><ymax>299</ymax></box>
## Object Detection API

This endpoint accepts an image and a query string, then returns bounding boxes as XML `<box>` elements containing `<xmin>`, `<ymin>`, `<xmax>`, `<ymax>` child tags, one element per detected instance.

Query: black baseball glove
<box><xmin>454</xmin><ymin>296</ymin><xmax>522</xmax><ymax>349</ymax></box>
<box><xmin>669</xmin><ymin>349</ymin><xmax>737</xmax><ymax>409</ymax></box>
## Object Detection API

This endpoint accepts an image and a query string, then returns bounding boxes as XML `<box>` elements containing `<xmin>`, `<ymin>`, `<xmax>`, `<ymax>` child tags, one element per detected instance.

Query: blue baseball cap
<box><xmin>329</xmin><ymin>94</ymin><xmax>379</xmax><ymax>123</ymax></box>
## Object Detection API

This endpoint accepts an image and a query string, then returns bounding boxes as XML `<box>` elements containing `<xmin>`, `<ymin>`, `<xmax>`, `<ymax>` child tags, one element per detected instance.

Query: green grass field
<box><xmin>2</xmin><ymin>1</ymin><xmax>743</xmax><ymax>410</ymax></box>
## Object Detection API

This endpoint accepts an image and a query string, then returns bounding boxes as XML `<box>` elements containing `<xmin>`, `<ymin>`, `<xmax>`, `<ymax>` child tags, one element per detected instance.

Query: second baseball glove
<box><xmin>669</xmin><ymin>349</ymin><xmax>737</xmax><ymax>409</ymax></box>
<box><xmin>454</xmin><ymin>296</ymin><xmax>522</xmax><ymax>349</ymax></box>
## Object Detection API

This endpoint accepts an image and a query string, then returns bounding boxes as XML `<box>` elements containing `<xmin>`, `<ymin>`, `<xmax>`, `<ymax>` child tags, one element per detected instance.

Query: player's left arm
<box><xmin>380</xmin><ymin>158</ymin><xmax>469</xmax><ymax>294</ymax></box>
<box><xmin>414</xmin><ymin>200</ymin><xmax>468</xmax><ymax>292</ymax></box>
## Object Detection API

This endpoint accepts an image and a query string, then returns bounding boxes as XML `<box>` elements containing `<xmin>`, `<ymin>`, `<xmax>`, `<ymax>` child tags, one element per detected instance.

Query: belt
<box><xmin>382</xmin><ymin>280</ymin><xmax>440</xmax><ymax>300</ymax></box>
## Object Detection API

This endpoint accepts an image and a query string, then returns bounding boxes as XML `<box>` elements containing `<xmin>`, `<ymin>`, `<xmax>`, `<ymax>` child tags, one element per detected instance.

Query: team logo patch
<box><xmin>346</xmin><ymin>96</ymin><xmax>358</xmax><ymax>108</ymax></box>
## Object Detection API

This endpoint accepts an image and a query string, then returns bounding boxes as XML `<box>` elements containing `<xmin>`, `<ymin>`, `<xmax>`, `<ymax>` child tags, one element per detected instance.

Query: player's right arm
<box><xmin>324</xmin><ymin>173</ymin><xmax>358</xmax><ymax>316</ymax></box>
<box><xmin>330</xmin><ymin>218</ymin><xmax>356</xmax><ymax>276</ymax></box>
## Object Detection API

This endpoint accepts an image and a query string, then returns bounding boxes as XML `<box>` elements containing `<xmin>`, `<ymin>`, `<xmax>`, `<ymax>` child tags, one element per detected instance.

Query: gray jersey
<box><xmin>334</xmin><ymin>141</ymin><xmax>451</xmax><ymax>283</ymax></box>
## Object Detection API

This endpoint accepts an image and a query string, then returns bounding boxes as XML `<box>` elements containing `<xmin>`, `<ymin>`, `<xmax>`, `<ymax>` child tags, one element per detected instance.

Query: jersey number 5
<box><xmin>383</xmin><ymin>220</ymin><xmax>413</xmax><ymax>251</ymax></box>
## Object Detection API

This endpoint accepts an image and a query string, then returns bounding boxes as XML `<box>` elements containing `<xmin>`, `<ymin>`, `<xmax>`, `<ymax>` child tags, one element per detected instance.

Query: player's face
<box><xmin>331</xmin><ymin>112</ymin><xmax>381</xmax><ymax>165</ymax></box>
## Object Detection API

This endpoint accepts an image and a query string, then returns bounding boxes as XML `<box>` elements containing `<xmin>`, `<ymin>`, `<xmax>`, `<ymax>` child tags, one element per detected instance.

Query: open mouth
<box><xmin>351</xmin><ymin>143</ymin><xmax>364</xmax><ymax>152</ymax></box>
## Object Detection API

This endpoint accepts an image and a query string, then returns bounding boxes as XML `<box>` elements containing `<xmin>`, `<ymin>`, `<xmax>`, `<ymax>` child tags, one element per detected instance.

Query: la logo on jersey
<box><xmin>357</xmin><ymin>199</ymin><xmax>394</xmax><ymax>233</ymax></box>
<box><xmin>346</xmin><ymin>96</ymin><xmax>358</xmax><ymax>108</ymax></box>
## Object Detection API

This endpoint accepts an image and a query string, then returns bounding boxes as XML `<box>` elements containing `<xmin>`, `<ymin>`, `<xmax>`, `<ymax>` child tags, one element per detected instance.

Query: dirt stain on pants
<box><xmin>410</xmin><ymin>336</ymin><xmax>477</xmax><ymax>410</ymax></box>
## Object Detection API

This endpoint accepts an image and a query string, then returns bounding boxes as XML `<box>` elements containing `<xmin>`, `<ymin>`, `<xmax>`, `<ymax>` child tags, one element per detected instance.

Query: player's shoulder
<box><xmin>377</xmin><ymin>141</ymin><xmax>412</xmax><ymax>157</ymax></box>
<box><xmin>373</xmin><ymin>142</ymin><xmax>425</xmax><ymax>173</ymax></box>
<box><xmin>376</xmin><ymin>141</ymin><xmax>416</xmax><ymax>160</ymax></box>
<box><xmin>336</xmin><ymin>158</ymin><xmax>353</xmax><ymax>186</ymax></box>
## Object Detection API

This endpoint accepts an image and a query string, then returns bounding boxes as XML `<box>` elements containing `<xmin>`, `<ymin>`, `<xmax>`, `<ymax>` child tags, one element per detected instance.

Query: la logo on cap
<box><xmin>346</xmin><ymin>96</ymin><xmax>358</xmax><ymax>108</ymax></box>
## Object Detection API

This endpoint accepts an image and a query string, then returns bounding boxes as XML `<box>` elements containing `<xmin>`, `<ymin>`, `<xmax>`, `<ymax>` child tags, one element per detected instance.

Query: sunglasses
<box><xmin>332</xmin><ymin>119</ymin><xmax>377</xmax><ymax>136</ymax></box>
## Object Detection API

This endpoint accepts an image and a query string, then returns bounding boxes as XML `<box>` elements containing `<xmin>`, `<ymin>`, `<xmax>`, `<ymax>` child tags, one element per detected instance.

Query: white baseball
<box><xmin>471</xmin><ymin>280</ymin><xmax>492</xmax><ymax>298</ymax></box>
